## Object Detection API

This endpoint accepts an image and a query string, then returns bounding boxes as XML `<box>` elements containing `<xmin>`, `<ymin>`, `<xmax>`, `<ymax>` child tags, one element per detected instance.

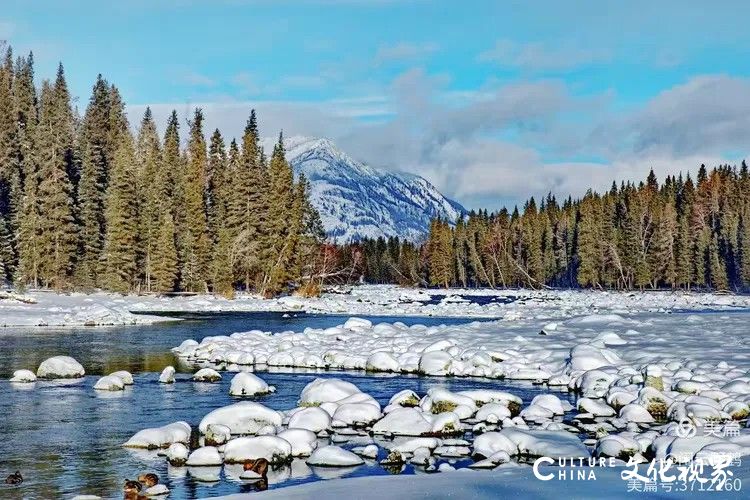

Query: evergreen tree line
<box><xmin>0</xmin><ymin>45</ymin><xmax>325</xmax><ymax>296</ymax></box>
<box><xmin>340</xmin><ymin>164</ymin><xmax>750</xmax><ymax>291</ymax></box>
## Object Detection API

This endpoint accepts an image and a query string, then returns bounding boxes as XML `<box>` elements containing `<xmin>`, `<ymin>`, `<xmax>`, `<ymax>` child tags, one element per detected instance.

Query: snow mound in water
<box><xmin>186</xmin><ymin>446</ymin><xmax>223</xmax><ymax>466</ymax></box>
<box><xmin>193</xmin><ymin>368</ymin><xmax>222</xmax><ymax>382</ymax></box>
<box><xmin>123</xmin><ymin>421</ymin><xmax>191</xmax><ymax>449</ymax></box>
<box><xmin>224</xmin><ymin>435</ymin><xmax>293</xmax><ymax>464</ymax></box>
<box><xmin>306</xmin><ymin>445</ymin><xmax>364</xmax><ymax>467</ymax></box>
<box><xmin>10</xmin><ymin>369</ymin><xmax>37</xmax><ymax>383</ymax></box>
<box><xmin>36</xmin><ymin>356</ymin><xmax>85</xmax><ymax>379</ymax></box>
<box><xmin>199</xmin><ymin>402</ymin><xmax>283</xmax><ymax>435</ymax></box>
<box><xmin>94</xmin><ymin>375</ymin><xmax>125</xmax><ymax>391</ymax></box>
<box><xmin>229</xmin><ymin>372</ymin><xmax>274</xmax><ymax>396</ymax></box>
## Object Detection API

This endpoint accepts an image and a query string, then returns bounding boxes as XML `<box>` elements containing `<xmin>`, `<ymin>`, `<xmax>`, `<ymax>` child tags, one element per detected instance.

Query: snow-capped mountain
<box><xmin>276</xmin><ymin>136</ymin><xmax>465</xmax><ymax>242</ymax></box>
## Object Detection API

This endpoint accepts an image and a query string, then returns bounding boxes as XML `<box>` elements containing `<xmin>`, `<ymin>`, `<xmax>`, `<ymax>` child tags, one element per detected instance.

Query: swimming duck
<box><xmin>123</xmin><ymin>479</ymin><xmax>142</xmax><ymax>498</ymax></box>
<box><xmin>4</xmin><ymin>471</ymin><xmax>22</xmax><ymax>485</ymax></box>
<box><xmin>137</xmin><ymin>473</ymin><xmax>159</xmax><ymax>488</ymax></box>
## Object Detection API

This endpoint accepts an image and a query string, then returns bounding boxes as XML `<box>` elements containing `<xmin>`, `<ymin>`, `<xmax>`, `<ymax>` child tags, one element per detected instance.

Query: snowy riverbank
<box><xmin>3</xmin><ymin>285</ymin><xmax>750</xmax><ymax>327</ymax></box>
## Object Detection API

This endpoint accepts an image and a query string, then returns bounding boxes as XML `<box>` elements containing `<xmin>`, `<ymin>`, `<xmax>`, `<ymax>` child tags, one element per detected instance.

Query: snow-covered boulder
<box><xmin>332</xmin><ymin>403</ymin><xmax>381</xmax><ymax>426</ymax></box>
<box><xmin>229</xmin><ymin>372</ymin><xmax>274</xmax><ymax>396</ymax></box>
<box><xmin>193</xmin><ymin>368</ymin><xmax>222</xmax><ymax>382</ymax></box>
<box><xmin>203</xmin><ymin>424</ymin><xmax>231</xmax><ymax>447</ymax></box>
<box><xmin>158</xmin><ymin>366</ymin><xmax>175</xmax><ymax>384</ymax></box>
<box><xmin>352</xmin><ymin>444</ymin><xmax>379</xmax><ymax>459</ymax></box>
<box><xmin>372</xmin><ymin>407</ymin><xmax>432</xmax><ymax>436</ymax></box>
<box><xmin>223</xmin><ymin>436</ymin><xmax>293</xmax><ymax>464</ymax></box>
<box><xmin>473</xmin><ymin>432</ymin><xmax>517</xmax><ymax>459</ymax></box>
<box><xmin>418</xmin><ymin>351</ymin><xmax>453</xmax><ymax>376</ymax></box>
<box><xmin>9</xmin><ymin>369</ymin><xmax>36</xmax><ymax>383</ymax></box>
<box><xmin>366</xmin><ymin>352</ymin><xmax>401</xmax><ymax>372</ymax></box>
<box><xmin>123</xmin><ymin>421</ymin><xmax>191</xmax><ymax>449</ymax></box>
<box><xmin>110</xmin><ymin>370</ymin><xmax>134</xmax><ymax>385</ymax></box>
<box><xmin>186</xmin><ymin>446</ymin><xmax>223</xmax><ymax>466</ymax></box>
<box><xmin>164</xmin><ymin>442</ymin><xmax>189</xmax><ymax>466</ymax></box>
<box><xmin>288</xmin><ymin>407</ymin><xmax>332</xmax><ymax>432</ymax></box>
<box><xmin>93</xmin><ymin>375</ymin><xmax>125</xmax><ymax>391</ymax></box>
<box><xmin>298</xmin><ymin>378</ymin><xmax>362</xmax><ymax>405</ymax></box>
<box><xmin>36</xmin><ymin>356</ymin><xmax>85</xmax><ymax>379</ymax></box>
<box><xmin>199</xmin><ymin>402</ymin><xmax>283</xmax><ymax>435</ymax></box>
<box><xmin>277</xmin><ymin>429</ymin><xmax>318</xmax><ymax>457</ymax></box>
<box><xmin>497</xmin><ymin>428</ymin><xmax>590</xmax><ymax>458</ymax></box>
<box><xmin>306</xmin><ymin>446</ymin><xmax>364</xmax><ymax>467</ymax></box>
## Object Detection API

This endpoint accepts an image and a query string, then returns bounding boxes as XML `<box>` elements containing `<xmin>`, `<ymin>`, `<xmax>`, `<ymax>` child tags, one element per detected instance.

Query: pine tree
<box><xmin>576</xmin><ymin>192</ymin><xmax>603</xmax><ymax>287</ymax></box>
<box><xmin>262</xmin><ymin>132</ymin><xmax>295</xmax><ymax>296</ymax></box>
<box><xmin>101</xmin><ymin>126</ymin><xmax>138</xmax><ymax>292</ymax></box>
<box><xmin>135</xmin><ymin>107</ymin><xmax>162</xmax><ymax>290</ymax></box>
<box><xmin>151</xmin><ymin>211</ymin><xmax>178</xmax><ymax>292</ymax></box>
<box><xmin>76</xmin><ymin>75</ymin><xmax>111</xmax><ymax>286</ymax></box>
<box><xmin>229</xmin><ymin>110</ymin><xmax>266</xmax><ymax>290</ymax></box>
<box><xmin>35</xmin><ymin>76</ymin><xmax>77</xmax><ymax>289</ymax></box>
<box><xmin>162</xmin><ymin>110</ymin><xmax>185</xmax><ymax>287</ymax></box>
<box><xmin>181</xmin><ymin>108</ymin><xmax>211</xmax><ymax>292</ymax></box>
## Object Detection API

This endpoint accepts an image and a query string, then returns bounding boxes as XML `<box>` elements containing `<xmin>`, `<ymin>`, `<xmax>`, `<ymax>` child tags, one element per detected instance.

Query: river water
<box><xmin>0</xmin><ymin>312</ymin><xmax>571</xmax><ymax>499</ymax></box>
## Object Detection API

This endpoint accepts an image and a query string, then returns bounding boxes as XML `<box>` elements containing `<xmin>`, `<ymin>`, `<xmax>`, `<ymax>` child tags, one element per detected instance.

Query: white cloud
<box><xmin>478</xmin><ymin>39</ymin><xmax>612</xmax><ymax>71</ymax></box>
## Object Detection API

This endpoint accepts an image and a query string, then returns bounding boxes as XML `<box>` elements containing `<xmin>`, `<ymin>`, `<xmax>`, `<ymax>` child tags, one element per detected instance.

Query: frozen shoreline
<box><xmin>2</xmin><ymin>285</ymin><xmax>750</xmax><ymax>327</ymax></box>
<box><xmin>215</xmin><ymin>464</ymin><xmax>750</xmax><ymax>500</ymax></box>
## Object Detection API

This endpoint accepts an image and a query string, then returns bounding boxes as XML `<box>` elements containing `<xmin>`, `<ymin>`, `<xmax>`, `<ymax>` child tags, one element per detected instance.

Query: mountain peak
<box><xmin>278</xmin><ymin>136</ymin><xmax>465</xmax><ymax>242</ymax></box>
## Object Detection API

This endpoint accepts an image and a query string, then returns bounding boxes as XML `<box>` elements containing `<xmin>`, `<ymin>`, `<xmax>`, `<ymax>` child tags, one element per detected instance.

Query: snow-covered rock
<box><xmin>186</xmin><ymin>446</ymin><xmax>223</xmax><ymax>466</ymax></box>
<box><xmin>110</xmin><ymin>370</ymin><xmax>134</xmax><ymax>385</ymax></box>
<box><xmin>193</xmin><ymin>368</ymin><xmax>222</xmax><ymax>382</ymax></box>
<box><xmin>288</xmin><ymin>407</ymin><xmax>332</xmax><ymax>433</ymax></box>
<box><xmin>372</xmin><ymin>407</ymin><xmax>432</xmax><ymax>436</ymax></box>
<box><xmin>164</xmin><ymin>442</ymin><xmax>189</xmax><ymax>466</ymax></box>
<box><xmin>277</xmin><ymin>429</ymin><xmax>318</xmax><ymax>457</ymax></box>
<box><xmin>93</xmin><ymin>375</ymin><xmax>125</xmax><ymax>391</ymax></box>
<box><xmin>223</xmin><ymin>436</ymin><xmax>293</xmax><ymax>464</ymax></box>
<box><xmin>306</xmin><ymin>445</ymin><xmax>364</xmax><ymax>467</ymax></box>
<box><xmin>158</xmin><ymin>366</ymin><xmax>175</xmax><ymax>384</ymax></box>
<box><xmin>123</xmin><ymin>421</ymin><xmax>191</xmax><ymax>449</ymax></box>
<box><xmin>229</xmin><ymin>372</ymin><xmax>274</xmax><ymax>396</ymax></box>
<box><xmin>9</xmin><ymin>369</ymin><xmax>36</xmax><ymax>383</ymax></box>
<box><xmin>36</xmin><ymin>356</ymin><xmax>85</xmax><ymax>379</ymax></box>
<box><xmin>199</xmin><ymin>402</ymin><xmax>283</xmax><ymax>435</ymax></box>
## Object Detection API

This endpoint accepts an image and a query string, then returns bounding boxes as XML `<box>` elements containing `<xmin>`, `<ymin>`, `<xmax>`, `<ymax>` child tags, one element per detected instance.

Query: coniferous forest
<box><xmin>2</xmin><ymin>44</ymin><xmax>749</xmax><ymax>295</ymax></box>
<box><xmin>0</xmin><ymin>46</ymin><xmax>325</xmax><ymax>296</ymax></box>
<box><xmin>339</xmin><ymin>164</ymin><xmax>750</xmax><ymax>292</ymax></box>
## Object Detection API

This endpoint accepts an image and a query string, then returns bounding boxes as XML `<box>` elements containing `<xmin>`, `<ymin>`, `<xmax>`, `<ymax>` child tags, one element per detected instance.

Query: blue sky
<box><xmin>3</xmin><ymin>0</ymin><xmax>750</xmax><ymax>209</ymax></box>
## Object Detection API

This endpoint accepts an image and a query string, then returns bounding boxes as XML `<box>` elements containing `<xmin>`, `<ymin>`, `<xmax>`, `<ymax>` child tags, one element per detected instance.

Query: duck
<box><xmin>243</xmin><ymin>458</ymin><xmax>269</xmax><ymax>478</ymax></box>
<box><xmin>137</xmin><ymin>473</ymin><xmax>159</xmax><ymax>488</ymax></box>
<box><xmin>4</xmin><ymin>471</ymin><xmax>22</xmax><ymax>485</ymax></box>
<box><xmin>123</xmin><ymin>479</ymin><xmax>142</xmax><ymax>499</ymax></box>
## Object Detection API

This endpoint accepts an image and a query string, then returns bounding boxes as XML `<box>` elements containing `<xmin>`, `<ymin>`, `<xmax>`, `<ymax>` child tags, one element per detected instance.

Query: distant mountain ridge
<box><xmin>272</xmin><ymin>136</ymin><xmax>465</xmax><ymax>242</ymax></box>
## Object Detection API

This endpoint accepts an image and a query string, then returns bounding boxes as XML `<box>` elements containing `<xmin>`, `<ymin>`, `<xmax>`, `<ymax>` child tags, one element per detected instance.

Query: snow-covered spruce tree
<box><xmin>35</xmin><ymin>72</ymin><xmax>77</xmax><ymax>289</ymax></box>
<box><xmin>101</xmin><ymin>125</ymin><xmax>139</xmax><ymax>293</ymax></box>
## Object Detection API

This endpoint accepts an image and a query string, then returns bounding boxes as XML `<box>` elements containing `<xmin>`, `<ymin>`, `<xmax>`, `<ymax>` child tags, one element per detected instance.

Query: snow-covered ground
<box><xmin>3</xmin><ymin>285</ymin><xmax>750</xmax><ymax>326</ymax></box>
<box><xmin>215</xmin><ymin>464</ymin><xmax>750</xmax><ymax>500</ymax></box>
